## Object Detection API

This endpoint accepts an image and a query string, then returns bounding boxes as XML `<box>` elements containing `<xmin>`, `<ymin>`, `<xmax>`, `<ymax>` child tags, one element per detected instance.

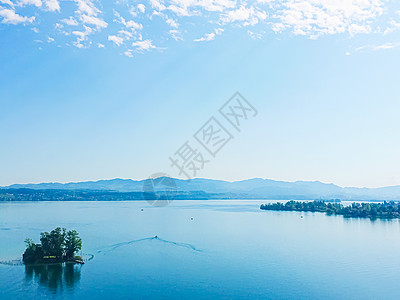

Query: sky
<box><xmin>1</xmin><ymin>0</ymin><xmax>400</xmax><ymax>188</ymax></box>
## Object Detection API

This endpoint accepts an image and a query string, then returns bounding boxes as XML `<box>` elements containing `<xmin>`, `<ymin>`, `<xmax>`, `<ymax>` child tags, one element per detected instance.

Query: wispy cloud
<box><xmin>247</xmin><ymin>30</ymin><xmax>262</xmax><ymax>39</ymax></box>
<box><xmin>221</xmin><ymin>5</ymin><xmax>267</xmax><ymax>26</ymax></box>
<box><xmin>0</xmin><ymin>7</ymin><xmax>34</xmax><ymax>24</ymax></box>
<box><xmin>131</xmin><ymin>39</ymin><xmax>156</xmax><ymax>51</ymax></box>
<box><xmin>44</xmin><ymin>0</ymin><xmax>59</xmax><ymax>12</ymax></box>
<box><xmin>108</xmin><ymin>35</ymin><xmax>124</xmax><ymax>46</ymax></box>
<box><xmin>271</xmin><ymin>0</ymin><xmax>384</xmax><ymax>38</ymax></box>
<box><xmin>356</xmin><ymin>42</ymin><xmax>400</xmax><ymax>52</ymax></box>
<box><xmin>124</xmin><ymin>49</ymin><xmax>133</xmax><ymax>57</ymax></box>
<box><xmin>17</xmin><ymin>0</ymin><xmax>42</xmax><ymax>8</ymax></box>
<box><xmin>61</xmin><ymin>17</ymin><xmax>78</xmax><ymax>26</ymax></box>
<box><xmin>0</xmin><ymin>0</ymin><xmax>399</xmax><ymax>57</ymax></box>
<box><xmin>194</xmin><ymin>28</ymin><xmax>224</xmax><ymax>42</ymax></box>
<box><xmin>72</xmin><ymin>25</ymin><xmax>93</xmax><ymax>48</ymax></box>
<box><xmin>169</xmin><ymin>29</ymin><xmax>182</xmax><ymax>41</ymax></box>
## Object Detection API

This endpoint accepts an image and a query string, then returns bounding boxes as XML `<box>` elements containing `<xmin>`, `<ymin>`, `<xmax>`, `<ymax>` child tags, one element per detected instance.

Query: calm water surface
<box><xmin>1</xmin><ymin>200</ymin><xmax>400</xmax><ymax>299</ymax></box>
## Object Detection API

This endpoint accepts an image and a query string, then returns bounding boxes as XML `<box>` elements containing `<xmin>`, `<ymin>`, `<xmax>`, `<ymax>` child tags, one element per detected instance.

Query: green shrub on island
<box><xmin>23</xmin><ymin>227</ymin><xmax>82</xmax><ymax>265</ymax></box>
<box><xmin>260</xmin><ymin>200</ymin><xmax>400</xmax><ymax>219</ymax></box>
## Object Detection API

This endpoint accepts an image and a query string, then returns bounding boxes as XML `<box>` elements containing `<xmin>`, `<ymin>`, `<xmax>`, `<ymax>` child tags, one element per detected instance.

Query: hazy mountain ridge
<box><xmin>3</xmin><ymin>178</ymin><xmax>400</xmax><ymax>200</ymax></box>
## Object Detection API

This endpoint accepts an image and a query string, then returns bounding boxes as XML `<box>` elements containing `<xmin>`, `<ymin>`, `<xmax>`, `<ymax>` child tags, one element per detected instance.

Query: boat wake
<box><xmin>97</xmin><ymin>236</ymin><xmax>202</xmax><ymax>253</ymax></box>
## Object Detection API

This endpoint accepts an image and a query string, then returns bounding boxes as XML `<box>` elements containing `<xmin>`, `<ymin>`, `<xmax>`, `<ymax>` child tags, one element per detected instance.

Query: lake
<box><xmin>1</xmin><ymin>200</ymin><xmax>400</xmax><ymax>299</ymax></box>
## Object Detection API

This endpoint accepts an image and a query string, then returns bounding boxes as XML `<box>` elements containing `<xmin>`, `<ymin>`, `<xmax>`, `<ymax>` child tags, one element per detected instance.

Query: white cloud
<box><xmin>114</xmin><ymin>11</ymin><xmax>143</xmax><ymax>31</ymax></box>
<box><xmin>118</xmin><ymin>29</ymin><xmax>133</xmax><ymax>38</ymax></box>
<box><xmin>194</xmin><ymin>32</ymin><xmax>215</xmax><ymax>42</ymax></box>
<box><xmin>271</xmin><ymin>0</ymin><xmax>384</xmax><ymax>38</ymax></box>
<box><xmin>248</xmin><ymin>30</ymin><xmax>262</xmax><ymax>39</ymax></box>
<box><xmin>271</xmin><ymin>22</ymin><xmax>285</xmax><ymax>33</ymax></box>
<box><xmin>215</xmin><ymin>27</ymin><xmax>224</xmax><ymax>35</ymax></box>
<box><xmin>74</xmin><ymin>0</ymin><xmax>99</xmax><ymax>16</ymax></box>
<box><xmin>108</xmin><ymin>35</ymin><xmax>124</xmax><ymax>46</ymax></box>
<box><xmin>150</xmin><ymin>0</ymin><xmax>235</xmax><ymax>17</ymax></box>
<box><xmin>0</xmin><ymin>0</ymin><xmax>14</xmax><ymax>7</ymax></box>
<box><xmin>80</xmin><ymin>14</ymin><xmax>108</xmax><ymax>29</ymax></box>
<box><xmin>176</xmin><ymin>0</ymin><xmax>235</xmax><ymax>14</ymax></box>
<box><xmin>166</xmin><ymin>17</ymin><xmax>178</xmax><ymax>28</ymax></box>
<box><xmin>72</xmin><ymin>25</ymin><xmax>93</xmax><ymax>48</ymax></box>
<box><xmin>194</xmin><ymin>27</ymin><xmax>224</xmax><ymax>42</ymax></box>
<box><xmin>348</xmin><ymin>24</ymin><xmax>371</xmax><ymax>36</ymax></box>
<box><xmin>61</xmin><ymin>0</ymin><xmax>107</xmax><ymax>47</ymax></box>
<box><xmin>44</xmin><ymin>0</ymin><xmax>59</xmax><ymax>12</ymax></box>
<box><xmin>356</xmin><ymin>42</ymin><xmax>400</xmax><ymax>52</ymax></box>
<box><xmin>169</xmin><ymin>29</ymin><xmax>182</xmax><ymax>40</ymax></box>
<box><xmin>384</xmin><ymin>17</ymin><xmax>400</xmax><ymax>35</ymax></box>
<box><xmin>166</xmin><ymin>4</ymin><xmax>196</xmax><ymax>17</ymax></box>
<box><xmin>107</xmin><ymin>11</ymin><xmax>144</xmax><ymax>48</ymax></box>
<box><xmin>137</xmin><ymin>4</ymin><xmax>145</xmax><ymax>13</ymax></box>
<box><xmin>61</xmin><ymin>16</ymin><xmax>78</xmax><ymax>26</ymax></box>
<box><xmin>0</xmin><ymin>7</ymin><xmax>35</xmax><ymax>24</ymax></box>
<box><xmin>0</xmin><ymin>0</ymin><xmax>398</xmax><ymax>53</ymax></box>
<box><xmin>131</xmin><ymin>39</ymin><xmax>156</xmax><ymax>51</ymax></box>
<box><xmin>73</xmin><ymin>0</ymin><xmax>107</xmax><ymax>29</ymax></box>
<box><xmin>124</xmin><ymin>49</ymin><xmax>133</xmax><ymax>57</ymax></box>
<box><xmin>126</xmin><ymin>20</ymin><xmax>142</xmax><ymax>30</ymax></box>
<box><xmin>97</xmin><ymin>43</ymin><xmax>105</xmax><ymax>48</ymax></box>
<box><xmin>150</xmin><ymin>0</ymin><xmax>166</xmax><ymax>12</ymax></box>
<box><xmin>126</xmin><ymin>4</ymin><xmax>146</xmax><ymax>17</ymax></box>
<box><xmin>222</xmin><ymin>5</ymin><xmax>267</xmax><ymax>26</ymax></box>
<box><xmin>17</xmin><ymin>0</ymin><xmax>42</xmax><ymax>7</ymax></box>
<box><xmin>229</xmin><ymin>6</ymin><xmax>251</xmax><ymax>21</ymax></box>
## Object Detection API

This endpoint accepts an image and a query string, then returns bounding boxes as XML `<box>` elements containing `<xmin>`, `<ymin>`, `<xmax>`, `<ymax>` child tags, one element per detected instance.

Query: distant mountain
<box><xmin>3</xmin><ymin>177</ymin><xmax>400</xmax><ymax>200</ymax></box>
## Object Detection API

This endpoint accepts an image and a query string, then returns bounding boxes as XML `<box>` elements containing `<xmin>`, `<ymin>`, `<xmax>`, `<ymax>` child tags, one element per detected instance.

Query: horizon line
<box><xmin>2</xmin><ymin>177</ymin><xmax>400</xmax><ymax>190</ymax></box>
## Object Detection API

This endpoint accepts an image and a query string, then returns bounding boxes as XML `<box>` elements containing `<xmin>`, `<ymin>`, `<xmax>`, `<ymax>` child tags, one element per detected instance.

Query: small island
<box><xmin>260</xmin><ymin>200</ymin><xmax>400</xmax><ymax>219</ymax></box>
<box><xmin>23</xmin><ymin>227</ymin><xmax>83</xmax><ymax>265</ymax></box>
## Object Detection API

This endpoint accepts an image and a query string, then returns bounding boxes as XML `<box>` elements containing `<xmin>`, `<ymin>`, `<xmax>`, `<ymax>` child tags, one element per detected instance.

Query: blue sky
<box><xmin>1</xmin><ymin>0</ymin><xmax>400</xmax><ymax>188</ymax></box>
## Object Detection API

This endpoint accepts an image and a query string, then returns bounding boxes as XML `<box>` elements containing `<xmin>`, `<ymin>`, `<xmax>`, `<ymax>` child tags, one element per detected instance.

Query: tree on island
<box><xmin>260</xmin><ymin>200</ymin><xmax>400</xmax><ymax>219</ymax></box>
<box><xmin>23</xmin><ymin>227</ymin><xmax>82</xmax><ymax>264</ymax></box>
<box><xmin>65</xmin><ymin>230</ymin><xmax>82</xmax><ymax>260</ymax></box>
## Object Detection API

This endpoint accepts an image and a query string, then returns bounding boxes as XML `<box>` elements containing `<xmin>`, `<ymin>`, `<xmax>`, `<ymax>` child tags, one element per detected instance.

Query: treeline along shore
<box><xmin>0</xmin><ymin>188</ymin><xmax>393</xmax><ymax>202</ymax></box>
<box><xmin>0</xmin><ymin>188</ymin><xmax>344</xmax><ymax>201</ymax></box>
<box><xmin>0</xmin><ymin>189</ymin><xmax>269</xmax><ymax>201</ymax></box>
<box><xmin>260</xmin><ymin>200</ymin><xmax>400</xmax><ymax>219</ymax></box>
<box><xmin>0</xmin><ymin>189</ymin><xmax>212</xmax><ymax>201</ymax></box>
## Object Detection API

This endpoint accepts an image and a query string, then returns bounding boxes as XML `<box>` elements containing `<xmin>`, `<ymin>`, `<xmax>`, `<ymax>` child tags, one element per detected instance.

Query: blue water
<box><xmin>1</xmin><ymin>200</ymin><xmax>400</xmax><ymax>299</ymax></box>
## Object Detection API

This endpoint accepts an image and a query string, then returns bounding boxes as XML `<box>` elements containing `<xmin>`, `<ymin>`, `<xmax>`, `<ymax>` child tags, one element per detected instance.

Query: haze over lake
<box><xmin>1</xmin><ymin>200</ymin><xmax>400</xmax><ymax>299</ymax></box>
